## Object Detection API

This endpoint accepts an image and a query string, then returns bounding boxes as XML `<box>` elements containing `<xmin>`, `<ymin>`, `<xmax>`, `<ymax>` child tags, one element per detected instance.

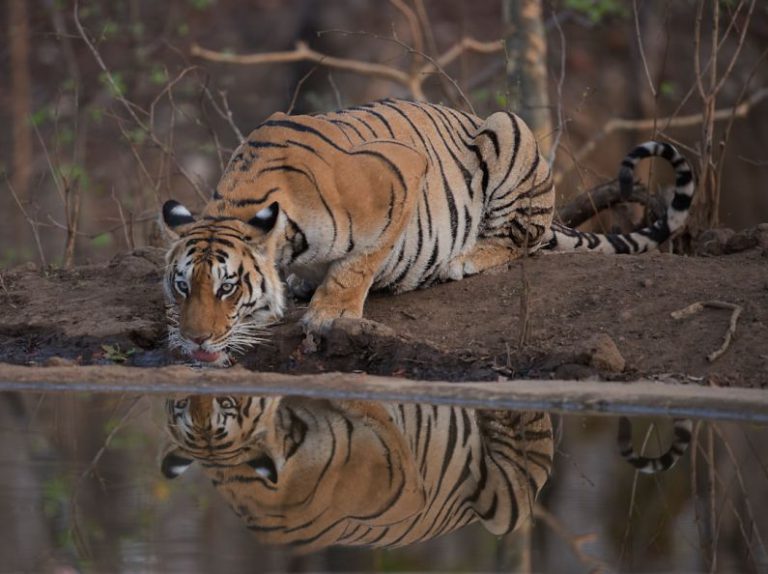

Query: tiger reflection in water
<box><xmin>161</xmin><ymin>395</ymin><xmax>553</xmax><ymax>552</ymax></box>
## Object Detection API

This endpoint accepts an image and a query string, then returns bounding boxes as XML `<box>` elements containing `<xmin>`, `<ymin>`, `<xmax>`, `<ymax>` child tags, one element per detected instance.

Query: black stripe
<box><xmin>259</xmin><ymin>164</ymin><xmax>337</xmax><ymax>249</ymax></box>
<box><xmin>230</xmin><ymin>187</ymin><xmax>279</xmax><ymax>208</ymax></box>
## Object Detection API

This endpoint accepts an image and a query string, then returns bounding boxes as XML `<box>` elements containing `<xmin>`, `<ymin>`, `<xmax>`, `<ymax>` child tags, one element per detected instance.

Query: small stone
<box><xmin>754</xmin><ymin>223</ymin><xmax>768</xmax><ymax>250</ymax></box>
<box><xmin>619</xmin><ymin>310</ymin><xmax>633</xmax><ymax>321</ymax></box>
<box><xmin>585</xmin><ymin>333</ymin><xmax>626</xmax><ymax>373</ymax></box>
<box><xmin>24</xmin><ymin>262</ymin><xmax>38</xmax><ymax>272</ymax></box>
<box><xmin>694</xmin><ymin>228</ymin><xmax>734</xmax><ymax>256</ymax></box>
<box><xmin>43</xmin><ymin>356</ymin><xmax>76</xmax><ymax>367</ymax></box>
<box><xmin>726</xmin><ymin>230</ymin><xmax>759</xmax><ymax>253</ymax></box>
<box><xmin>642</xmin><ymin>278</ymin><xmax>654</xmax><ymax>288</ymax></box>
<box><xmin>555</xmin><ymin>363</ymin><xmax>598</xmax><ymax>381</ymax></box>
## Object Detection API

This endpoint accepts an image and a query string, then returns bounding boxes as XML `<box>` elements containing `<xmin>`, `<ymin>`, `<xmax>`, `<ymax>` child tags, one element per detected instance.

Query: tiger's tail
<box><xmin>617</xmin><ymin>417</ymin><xmax>693</xmax><ymax>474</ymax></box>
<box><xmin>542</xmin><ymin>141</ymin><xmax>696</xmax><ymax>254</ymax></box>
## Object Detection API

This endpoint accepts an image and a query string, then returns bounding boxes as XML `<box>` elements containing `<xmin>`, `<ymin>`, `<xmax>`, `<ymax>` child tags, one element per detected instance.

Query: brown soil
<box><xmin>1</xmin><ymin>242</ymin><xmax>766</xmax><ymax>387</ymax></box>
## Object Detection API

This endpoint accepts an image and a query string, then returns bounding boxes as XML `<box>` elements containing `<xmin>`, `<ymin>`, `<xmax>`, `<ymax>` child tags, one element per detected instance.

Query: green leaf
<box><xmin>100</xmin><ymin>343</ymin><xmax>136</xmax><ymax>362</ymax></box>
<box><xmin>189</xmin><ymin>0</ymin><xmax>214</xmax><ymax>10</ymax></box>
<box><xmin>99</xmin><ymin>71</ymin><xmax>126</xmax><ymax>98</ymax></box>
<box><xmin>150</xmin><ymin>66</ymin><xmax>168</xmax><ymax>86</ymax></box>
<box><xmin>30</xmin><ymin>106</ymin><xmax>52</xmax><ymax>127</ymax></box>
<box><xmin>660</xmin><ymin>80</ymin><xmax>676</xmax><ymax>97</ymax></box>
<box><xmin>92</xmin><ymin>233</ymin><xmax>114</xmax><ymax>249</ymax></box>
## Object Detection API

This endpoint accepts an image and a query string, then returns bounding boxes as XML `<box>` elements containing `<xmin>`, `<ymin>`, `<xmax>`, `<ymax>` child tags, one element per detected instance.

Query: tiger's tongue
<box><xmin>192</xmin><ymin>349</ymin><xmax>221</xmax><ymax>363</ymax></box>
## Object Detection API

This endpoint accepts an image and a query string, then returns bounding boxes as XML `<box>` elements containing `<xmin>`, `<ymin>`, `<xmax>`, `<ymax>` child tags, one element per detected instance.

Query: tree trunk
<box><xmin>9</xmin><ymin>0</ymin><xmax>32</xmax><ymax>207</ymax></box>
<box><xmin>503</xmin><ymin>0</ymin><xmax>552</xmax><ymax>157</ymax></box>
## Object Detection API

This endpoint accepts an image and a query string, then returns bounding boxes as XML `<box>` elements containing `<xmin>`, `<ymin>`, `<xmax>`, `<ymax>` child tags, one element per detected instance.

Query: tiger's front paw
<box><xmin>300</xmin><ymin>313</ymin><xmax>395</xmax><ymax>354</ymax></box>
<box><xmin>299</xmin><ymin>304</ymin><xmax>356</xmax><ymax>353</ymax></box>
<box><xmin>301</xmin><ymin>306</ymin><xmax>354</xmax><ymax>335</ymax></box>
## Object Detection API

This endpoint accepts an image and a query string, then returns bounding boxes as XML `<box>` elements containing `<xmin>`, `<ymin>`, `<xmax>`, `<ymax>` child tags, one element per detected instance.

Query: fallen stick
<box><xmin>671</xmin><ymin>301</ymin><xmax>743</xmax><ymax>362</ymax></box>
<box><xmin>0</xmin><ymin>362</ymin><xmax>767</xmax><ymax>423</ymax></box>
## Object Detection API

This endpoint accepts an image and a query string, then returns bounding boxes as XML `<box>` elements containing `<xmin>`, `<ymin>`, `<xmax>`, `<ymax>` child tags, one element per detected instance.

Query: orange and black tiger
<box><xmin>161</xmin><ymin>395</ymin><xmax>554</xmax><ymax>552</ymax></box>
<box><xmin>162</xmin><ymin>99</ymin><xmax>695</xmax><ymax>363</ymax></box>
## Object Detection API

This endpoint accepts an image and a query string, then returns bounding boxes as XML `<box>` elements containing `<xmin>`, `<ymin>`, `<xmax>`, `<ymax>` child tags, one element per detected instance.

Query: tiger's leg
<box><xmin>301</xmin><ymin>141</ymin><xmax>425</xmax><ymax>334</ymax></box>
<box><xmin>302</xmin><ymin>249</ymin><xmax>392</xmax><ymax>332</ymax></box>
<box><xmin>441</xmin><ymin>111</ymin><xmax>555</xmax><ymax>281</ymax></box>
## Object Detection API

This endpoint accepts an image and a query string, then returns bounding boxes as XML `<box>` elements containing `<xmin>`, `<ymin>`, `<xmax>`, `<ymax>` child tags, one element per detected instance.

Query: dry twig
<box><xmin>5</xmin><ymin>174</ymin><xmax>46</xmax><ymax>268</ymax></box>
<box><xmin>0</xmin><ymin>274</ymin><xmax>16</xmax><ymax>309</ymax></box>
<box><xmin>671</xmin><ymin>301</ymin><xmax>743</xmax><ymax>362</ymax></box>
<box><xmin>555</xmin><ymin>87</ymin><xmax>768</xmax><ymax>186</ymax></box>
<box><xmin>73</xmin><ymin>1</ymin><xmax>210</xmax><ymax>201</ymax></box>
<box><xmin>190</xmin><ymin>36</ymin><xmax>503</xmax><ymax>105</ymax></box>
<box><xmin>556</xmin><ymin>180</ymin><xmax>665</xmax><ymax>229</ymax></box>
<box><xmin>69</xmin><ymin>396</ymin><xmax>144</xmax><ymax>559</ymax></box>
<box><xmin>533</xmin><ymin>506</ymin><xmax>608</xmax><ymax>573</ymax></box>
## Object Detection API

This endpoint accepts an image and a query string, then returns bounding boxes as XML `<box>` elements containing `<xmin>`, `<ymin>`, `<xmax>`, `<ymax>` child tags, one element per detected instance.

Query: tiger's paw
<box><xmin>299</xmin><ymin>309</ymin><xmax>394</xmax><ymax>354</ymax></box>
<box><xmin>438</xmin><ymin>257</ymin><xmax>476</xmax><ymax>282</ymax></box>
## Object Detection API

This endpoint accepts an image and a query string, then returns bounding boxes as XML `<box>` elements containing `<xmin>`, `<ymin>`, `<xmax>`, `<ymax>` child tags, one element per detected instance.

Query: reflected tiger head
<box><xmin>161</xmin><ymin>201</ymin><xmax>285</xmax><ymax>366</ymax></box>
<box><xmin>161</xmin><ymin>395</ymin><xmax>426</xmax><ymax>549</ymax></box>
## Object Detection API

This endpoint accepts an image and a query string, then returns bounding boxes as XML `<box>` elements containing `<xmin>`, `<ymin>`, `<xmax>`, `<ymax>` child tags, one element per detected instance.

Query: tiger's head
<box><xmin>161</xmin><ymin>200</ymin><xmax>285</xmax><ymax>365</ymax></box>
<box><xmin>161</xmin><ymin>395</ymin><xmax>426</xmax><ymax>551</ymax></box>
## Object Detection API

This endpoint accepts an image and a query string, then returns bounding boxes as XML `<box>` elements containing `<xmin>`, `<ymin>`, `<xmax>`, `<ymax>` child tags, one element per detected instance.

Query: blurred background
<box><xmin>2</xmin><ymin>0</ymin><xmax>767</xmax><ymax>267</ymax></box>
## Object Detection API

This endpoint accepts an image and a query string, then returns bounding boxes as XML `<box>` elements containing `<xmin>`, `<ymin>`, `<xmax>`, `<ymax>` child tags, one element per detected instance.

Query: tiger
<box><xmin>161</xmin><ymin>395</ymin><xmax>554</xmax><ymax>552</ymax></box>
<box><xmin>161</xmin><ymin>98</ymin><xmax>695</xmax><ymax>363</ymax></box>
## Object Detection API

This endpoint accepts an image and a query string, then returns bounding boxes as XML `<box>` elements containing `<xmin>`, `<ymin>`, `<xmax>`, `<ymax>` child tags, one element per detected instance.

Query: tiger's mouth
<box><xmin>188</xmin><ymin>346</ymin><xmax>234</xmax><ymax>367</ymax></box>
<box><xmin>191</xmin><ymin>349</ymin><xmax>225</xmax><ymax>363</ymax></box>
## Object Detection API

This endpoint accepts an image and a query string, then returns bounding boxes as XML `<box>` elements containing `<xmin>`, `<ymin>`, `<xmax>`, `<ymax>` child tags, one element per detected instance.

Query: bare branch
<box><xmin>74</xmin><ymin>1</ymin><xmax>209</xmax><ymax>201</ymax></box>
<box><xmin>191</xmin><ymin>35</ymin><xmax>503</xmax><ymax>109</ymax></box>
<box><xmin>388</xmin><ymin>0</ymin><xmax>424</xmax><ymax>73</ymax></box>
<box><xmin>557</xmin><ymin>180</ymin><xmax>664</xmax><ymax>229</ymax></box>
<box><xmin>191</xmin><ymin>40</ymin><xmax>411</xmax><ymax>88</ymax></box>
<box><xmin>671</xmin><ymin>301</ymin><xmax>743</xmax><ymax>362</ymax></box>
<box><xmin>5</xmin><ymin>174</ymin><xmax>46</xmax><ymax>267</ymax></box>
<box><xmin>286</xmin><ymin>65</ymin><xmax>319</xmax><ymax>115</ymax></box>
<box><xmin>554</xmin><ymin>88</ymin><xmax>768</xmax><ymax>186</ymax></box>
<box><xmin>534</xmin><ymin>506</ymin><xmax>609</xmax><ymax>573</ymax></box>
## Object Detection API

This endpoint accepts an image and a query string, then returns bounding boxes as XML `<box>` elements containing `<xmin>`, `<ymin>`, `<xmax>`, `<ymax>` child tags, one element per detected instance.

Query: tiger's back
<box><xmin>210</xmin><ymin>99</ymin><xmax>551</xmax><ymax>294</ymax></box>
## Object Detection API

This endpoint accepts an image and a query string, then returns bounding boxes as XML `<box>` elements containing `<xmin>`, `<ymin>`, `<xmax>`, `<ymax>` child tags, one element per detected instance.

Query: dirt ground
<box><xmin>0</xmin><ymin>234</ymin><xmax>766</xmax><ymax>388</ymax></box>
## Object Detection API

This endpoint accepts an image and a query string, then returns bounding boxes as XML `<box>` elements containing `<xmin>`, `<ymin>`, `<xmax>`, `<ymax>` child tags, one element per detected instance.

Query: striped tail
<box><xmin>617</xmin><ymin>417</ymin><xmax>693</xmax><ymax>474</ymax></box>
<box><xmin>542</xmin><ymin>141</ymin><xmax>696</xmax><ymax>254</ymax></box>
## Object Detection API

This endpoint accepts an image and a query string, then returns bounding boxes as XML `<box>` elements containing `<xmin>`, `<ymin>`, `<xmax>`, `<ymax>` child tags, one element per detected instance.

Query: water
<box><xmin>1</xmin><ymin>390</ymin><xmax>765</xmax><ymax>573</ymax></box>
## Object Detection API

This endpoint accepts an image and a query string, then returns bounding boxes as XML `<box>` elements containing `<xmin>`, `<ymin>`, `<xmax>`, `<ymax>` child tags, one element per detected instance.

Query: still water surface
<box><xmin>1</xmin><ymin>390</ymin><xmax>765</xmax><ymax>573</ymax></box>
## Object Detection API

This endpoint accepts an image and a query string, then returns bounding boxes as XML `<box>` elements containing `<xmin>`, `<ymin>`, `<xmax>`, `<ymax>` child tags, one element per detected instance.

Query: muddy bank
<box><xmin>0</xmin><ymin>244</ymin><xmax>766</xmax><ymax>387</ymax></box>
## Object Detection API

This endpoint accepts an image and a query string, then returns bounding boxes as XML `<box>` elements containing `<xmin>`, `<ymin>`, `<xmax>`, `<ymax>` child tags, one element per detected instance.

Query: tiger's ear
<box><xmin>246</xmin><ymin>202</ymin><xmax>280</xmax><ymax>234</ymax></box>
<box><xmin>161</xmin><ymin>200</ymin><xmax>196</xmax><ymax>239</ymax></box>
<box><xmin>161</xmin><ymin>448</ymin><xmax>195</xmax><ymax>479</ymax></box>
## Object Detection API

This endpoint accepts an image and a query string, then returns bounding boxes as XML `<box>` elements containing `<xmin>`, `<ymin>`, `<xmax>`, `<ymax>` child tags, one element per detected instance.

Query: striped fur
<box><xmin>543</xmin><ymin>141</ymin><xmax>695</xmax><ymax>253</ymax></box>
<box><xmin>162</xmin><ymin>396</ymin><xmax>553</xmax><ymax>552</ymax></box>
<box><xmin>162</xmin><ymin>100</ymin><xmax>695</xmax><ymax>360</ymax></box>
<box><xmin>617</xmin><ymin>417</ymin><xmax>693</xmax><ymax>474</ymax></box>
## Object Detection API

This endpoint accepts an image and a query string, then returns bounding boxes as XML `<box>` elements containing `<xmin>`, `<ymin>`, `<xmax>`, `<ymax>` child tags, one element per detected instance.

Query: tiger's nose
<box><xmin>190</xmin><ymin>334</ymin><xmax>211</xmax><ymax>345</ymax></box>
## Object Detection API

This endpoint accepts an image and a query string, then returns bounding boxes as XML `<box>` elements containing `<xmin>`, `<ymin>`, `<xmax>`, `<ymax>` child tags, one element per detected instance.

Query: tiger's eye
<box><xmin>218</xmin><ymin>282</ymin><xmax>236</xmax><ymax>297</ymax></box>
<box><xmin>176</xmin><ymin>280</ymin><xmax>189</xmax><ymax>294</ymax></box>
<box><xmin>218</xmin><ymin>397</ymin><xmax>235</xmax><ymax>409</ymax></box>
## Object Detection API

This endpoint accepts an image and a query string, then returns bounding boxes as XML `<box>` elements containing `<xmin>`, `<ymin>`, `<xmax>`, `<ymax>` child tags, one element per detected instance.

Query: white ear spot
<box><xmin>254</xmin><ymin>206</ymin><xmax>273</xmax><ymax>220</ymax></box>
<box><xmin>171</xmin><ymin>204</ymin><xmax>192</xmax><ymax>218</ymax></box>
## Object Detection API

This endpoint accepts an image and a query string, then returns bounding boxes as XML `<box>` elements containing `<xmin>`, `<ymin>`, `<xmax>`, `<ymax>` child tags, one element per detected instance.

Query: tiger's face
<box><xmin>161</xmin><ymin>395</ymin><xmax>426</xmax><ymax>550</ymax></box>
<box><xmin>162</xmin><ymin>201</ymin><xmax>285</xmax><ymax>365</ymax></box>
<box><xmin>162</xmin><ymin>395</ymin><xmax>274</xmax><ymax>471</ymax></box>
